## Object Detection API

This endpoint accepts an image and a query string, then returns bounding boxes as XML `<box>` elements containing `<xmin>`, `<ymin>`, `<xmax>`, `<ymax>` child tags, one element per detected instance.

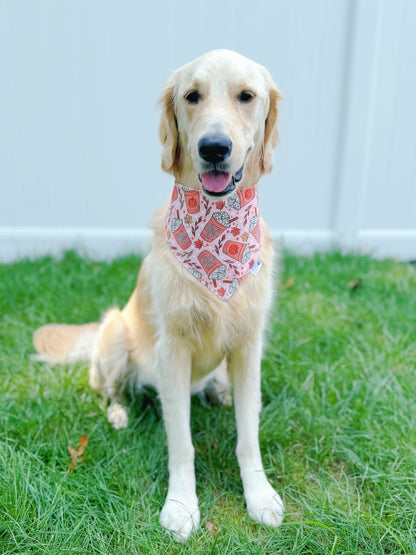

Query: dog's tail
<box><xmin>32</xmin><ymin>322</ymin><xmax>100</xmax><ymax>364</ymax></box>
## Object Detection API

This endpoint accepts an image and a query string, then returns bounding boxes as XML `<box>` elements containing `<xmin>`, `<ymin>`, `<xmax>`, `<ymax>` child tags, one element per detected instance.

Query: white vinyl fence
<box><xmin>1</xmin><ymin>0</ymin><xmax>415</xmax><ymax>262</ymax></box>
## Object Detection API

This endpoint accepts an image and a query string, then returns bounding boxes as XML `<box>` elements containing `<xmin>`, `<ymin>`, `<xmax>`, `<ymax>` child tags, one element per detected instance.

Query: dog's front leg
<box><xmin>157</xmin><ymin>337</ymin><xmax>199</xmax><ymax>542</ymax></box>
<box><xmin>228</xmin><ymin>336</ymin><xmax>284</xmax><ymax>527</ymax></box>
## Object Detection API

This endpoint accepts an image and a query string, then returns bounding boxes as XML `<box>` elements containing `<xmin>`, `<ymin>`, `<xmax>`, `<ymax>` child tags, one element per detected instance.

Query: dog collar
<box><xmin>165</xmin><ymin>182</ymin><xmax>262</xmax><ymax>301</ymax></box>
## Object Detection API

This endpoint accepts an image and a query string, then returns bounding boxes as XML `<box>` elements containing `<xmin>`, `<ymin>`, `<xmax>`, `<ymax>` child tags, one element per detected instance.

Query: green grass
<box><xmin>1</xmin><ymin>250</ymin><xmax>416</xmax><ymax>554</ymax></box>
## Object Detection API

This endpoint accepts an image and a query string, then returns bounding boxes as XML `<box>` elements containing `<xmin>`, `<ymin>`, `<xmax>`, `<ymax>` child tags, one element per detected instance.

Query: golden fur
<box><xmin>33</xmin><ymin>49</ymin><xmax>284</xmax><ymax>541</ymax></box>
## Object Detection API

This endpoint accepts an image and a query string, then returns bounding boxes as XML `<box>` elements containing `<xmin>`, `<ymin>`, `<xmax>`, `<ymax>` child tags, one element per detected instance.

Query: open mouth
<box><xmin>199</xmin><ymin>166</ymin><xmax>243</xmax><ymax>197</ymax></box>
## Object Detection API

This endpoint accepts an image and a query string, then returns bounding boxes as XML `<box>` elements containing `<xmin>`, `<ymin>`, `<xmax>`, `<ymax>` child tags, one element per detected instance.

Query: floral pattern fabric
<box><xmin>165</xmin><ymin>182</ymin><xmax>262</xmax><ymax>301</ymax></box>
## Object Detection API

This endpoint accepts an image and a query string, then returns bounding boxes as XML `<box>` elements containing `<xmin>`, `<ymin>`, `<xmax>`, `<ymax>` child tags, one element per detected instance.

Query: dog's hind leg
<box><xmin>192</xmin><ymin>360</ymin><xmax>232</xmax><ymax>407</ymax></box>
<box><xmin>89</xmin><ymin>308</ymin><xmax>130</xmax><ymax>429</ymax></box>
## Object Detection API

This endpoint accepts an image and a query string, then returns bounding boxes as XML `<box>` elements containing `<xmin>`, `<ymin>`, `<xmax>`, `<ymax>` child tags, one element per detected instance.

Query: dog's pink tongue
<box><xmin>201</xmin><ymin>172</ymin><xmax>231</xmax><ymax>193</ymax></box>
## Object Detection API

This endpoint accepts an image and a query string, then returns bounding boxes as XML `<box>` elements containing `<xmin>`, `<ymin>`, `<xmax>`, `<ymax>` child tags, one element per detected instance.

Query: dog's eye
<box><xmin>238</xmin><ymin>91</ymin><xmax>254</xmax><ymax>103</ymax></box>
<box><xmin>185</xmin><ymin>90</ymin><xmax>201</xmax><ymax>104</ymax></box>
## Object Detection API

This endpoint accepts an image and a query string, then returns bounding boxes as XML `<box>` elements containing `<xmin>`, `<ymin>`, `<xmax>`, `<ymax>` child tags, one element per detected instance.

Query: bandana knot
<box><xmin>165</xmin><ymin>183</ymin><xmax>262</xmax><ymax>301</ymax></box>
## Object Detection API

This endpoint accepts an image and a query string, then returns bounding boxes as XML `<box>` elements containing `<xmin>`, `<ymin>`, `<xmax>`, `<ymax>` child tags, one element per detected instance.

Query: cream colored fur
<box><xmin>33</xmin><ymin>50</ymin><xmax>284</xmax><ymax>541</ymax></box>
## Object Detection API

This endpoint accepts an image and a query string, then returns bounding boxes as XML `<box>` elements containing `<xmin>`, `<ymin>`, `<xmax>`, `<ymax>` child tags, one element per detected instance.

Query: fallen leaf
<box><xmin>78</xmin><ymin>434</ymin><xmax>88</xmax><ymax>448</ymax></box>
<box><xmin>347</xmin><ymin>278</ymin><xmax>362</xmax><ymax>291</ymax></box>
<box><xmin>281</xmin><ymin>277</ymin><xmax>295</xmax><ymax>290</ymax></box>
<box><xmin>68</xmin><ymin>434</ymin><xmax>88</xmax><ymax>472</ymax></box>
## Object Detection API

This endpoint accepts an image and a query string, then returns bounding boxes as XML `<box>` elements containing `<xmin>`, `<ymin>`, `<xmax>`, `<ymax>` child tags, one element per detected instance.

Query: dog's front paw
<box><xmin>160</xmin><ymin>497</ymin><xmax>200</xmax><ymax>542</ymax></box>
<box><xmin>246</xmin><ymin>483</ymin><xmax>284</xmax><ymax>528</ymax></box>
<box><xmin>107</xmin><ymin>402</ymin><xmax>128</xmax><ymax>429</ymax></box>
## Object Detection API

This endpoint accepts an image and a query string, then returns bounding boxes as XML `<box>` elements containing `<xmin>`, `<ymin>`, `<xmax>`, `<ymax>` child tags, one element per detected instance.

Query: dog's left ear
<box><xmin>158</xmin><ymin>82</ymin><xmax>181</xmax><ymax>174</ymax></box>
<box><xmin>262</xmin><ymin>85</ymin><xmax>283</xmax><ymax>174</ymax></box>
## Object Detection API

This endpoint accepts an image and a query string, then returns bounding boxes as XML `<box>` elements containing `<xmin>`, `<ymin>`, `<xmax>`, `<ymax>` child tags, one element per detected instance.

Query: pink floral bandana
<box><xmin>165</xmin><ymin>182</ymin><xmax>262</xmax><ymax>301</ymax></box>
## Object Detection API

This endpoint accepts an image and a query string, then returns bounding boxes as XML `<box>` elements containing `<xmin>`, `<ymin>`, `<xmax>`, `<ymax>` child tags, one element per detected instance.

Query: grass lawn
<box><xmin>1</xmin><ymin>250</ymin><xmax>415</xmax><ymax>554</ymax></box>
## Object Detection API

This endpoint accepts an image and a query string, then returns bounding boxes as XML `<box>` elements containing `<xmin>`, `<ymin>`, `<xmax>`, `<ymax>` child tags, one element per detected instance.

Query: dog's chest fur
<box><xmin>164</xmin><ymin>291</ymin><xmax>260</xmax><ymax>382</ymax></box>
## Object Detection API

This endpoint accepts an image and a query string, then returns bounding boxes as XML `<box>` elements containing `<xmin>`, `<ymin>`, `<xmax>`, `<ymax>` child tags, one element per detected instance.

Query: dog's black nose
<box><xmin>198</xmin><ymin>135</ymin><xmax>232</xmax><ymax>164</ymax></box>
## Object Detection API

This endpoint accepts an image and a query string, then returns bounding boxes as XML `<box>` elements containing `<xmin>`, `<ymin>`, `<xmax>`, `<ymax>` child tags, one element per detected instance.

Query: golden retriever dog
<box><xmin>33</xmin><ymin>49</ymin><xmax>284</xmax><ymax>541</ymax></box>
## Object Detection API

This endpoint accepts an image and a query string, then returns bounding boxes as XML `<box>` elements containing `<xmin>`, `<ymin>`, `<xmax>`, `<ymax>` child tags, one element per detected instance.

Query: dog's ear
<box><xmin>158</xmin><ymin>82</ymin><xmax>181</xmax><ymax>174</ymax></box>
<box><xmin>261</xmin><ymin>86</ymin><xmax>283</xmax><ymax>174</ymax></box>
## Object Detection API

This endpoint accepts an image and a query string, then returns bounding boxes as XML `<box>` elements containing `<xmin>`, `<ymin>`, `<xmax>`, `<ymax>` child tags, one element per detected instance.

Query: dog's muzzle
<box><xmin>197</xmin><ymin>134</ymin><xmax>235</xmax><ymax>196</ymax></box>
<box><xmin>197</xmin><ymin>134</ymin><xmax>244</xmax><ymax>196</ymax></box>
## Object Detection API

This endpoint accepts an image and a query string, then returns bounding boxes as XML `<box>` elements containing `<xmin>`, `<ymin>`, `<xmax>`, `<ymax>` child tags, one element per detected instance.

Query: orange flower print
<box><xmin>231</xmin><ymin>227</ymin><xmax>240</xmax><ymax>237</ymax></box>
<box><xmin>241</xmin><ymin>232</ymin><xmax>249</xmax><ymax>242</ymax></box>
<box><xmin>184</xmin><ymin>214</ymin><xmax>193</xmax><ymax>224</ymax></box>
<box><xmin>217</xmin><ymin>287</ymin><xmax>226</xmax><ymax>297</ymax></box>
<box><xmin>216</xmin><ymin>201</ymin><xmax>225</xmax><ymax>210</ymax></box>
<box><xmin>194</xmin><ymin>239</ymin><xmax>203</xmax><ymax>249</ymax></box>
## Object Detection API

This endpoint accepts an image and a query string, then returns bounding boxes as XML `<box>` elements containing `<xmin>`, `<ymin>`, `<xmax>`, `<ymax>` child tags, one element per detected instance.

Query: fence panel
<box><xmin>0</xmin><ymin>0</ymin><xmax>414</xmax><ymax>261</ymax></box>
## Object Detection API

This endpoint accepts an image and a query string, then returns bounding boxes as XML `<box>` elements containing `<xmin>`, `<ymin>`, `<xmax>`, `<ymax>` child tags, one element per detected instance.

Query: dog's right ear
<box><xmin>158</xmin><ymin>82</ymin><xmax>180</xmax><ymax>174</ymax></box>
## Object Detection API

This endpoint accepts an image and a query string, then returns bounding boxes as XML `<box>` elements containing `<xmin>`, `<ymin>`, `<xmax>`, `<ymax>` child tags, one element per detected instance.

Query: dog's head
<box><xmin>159</xmin><ymin>50</ymin><xmax>282</xmax><ymax>196</ymax></box>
